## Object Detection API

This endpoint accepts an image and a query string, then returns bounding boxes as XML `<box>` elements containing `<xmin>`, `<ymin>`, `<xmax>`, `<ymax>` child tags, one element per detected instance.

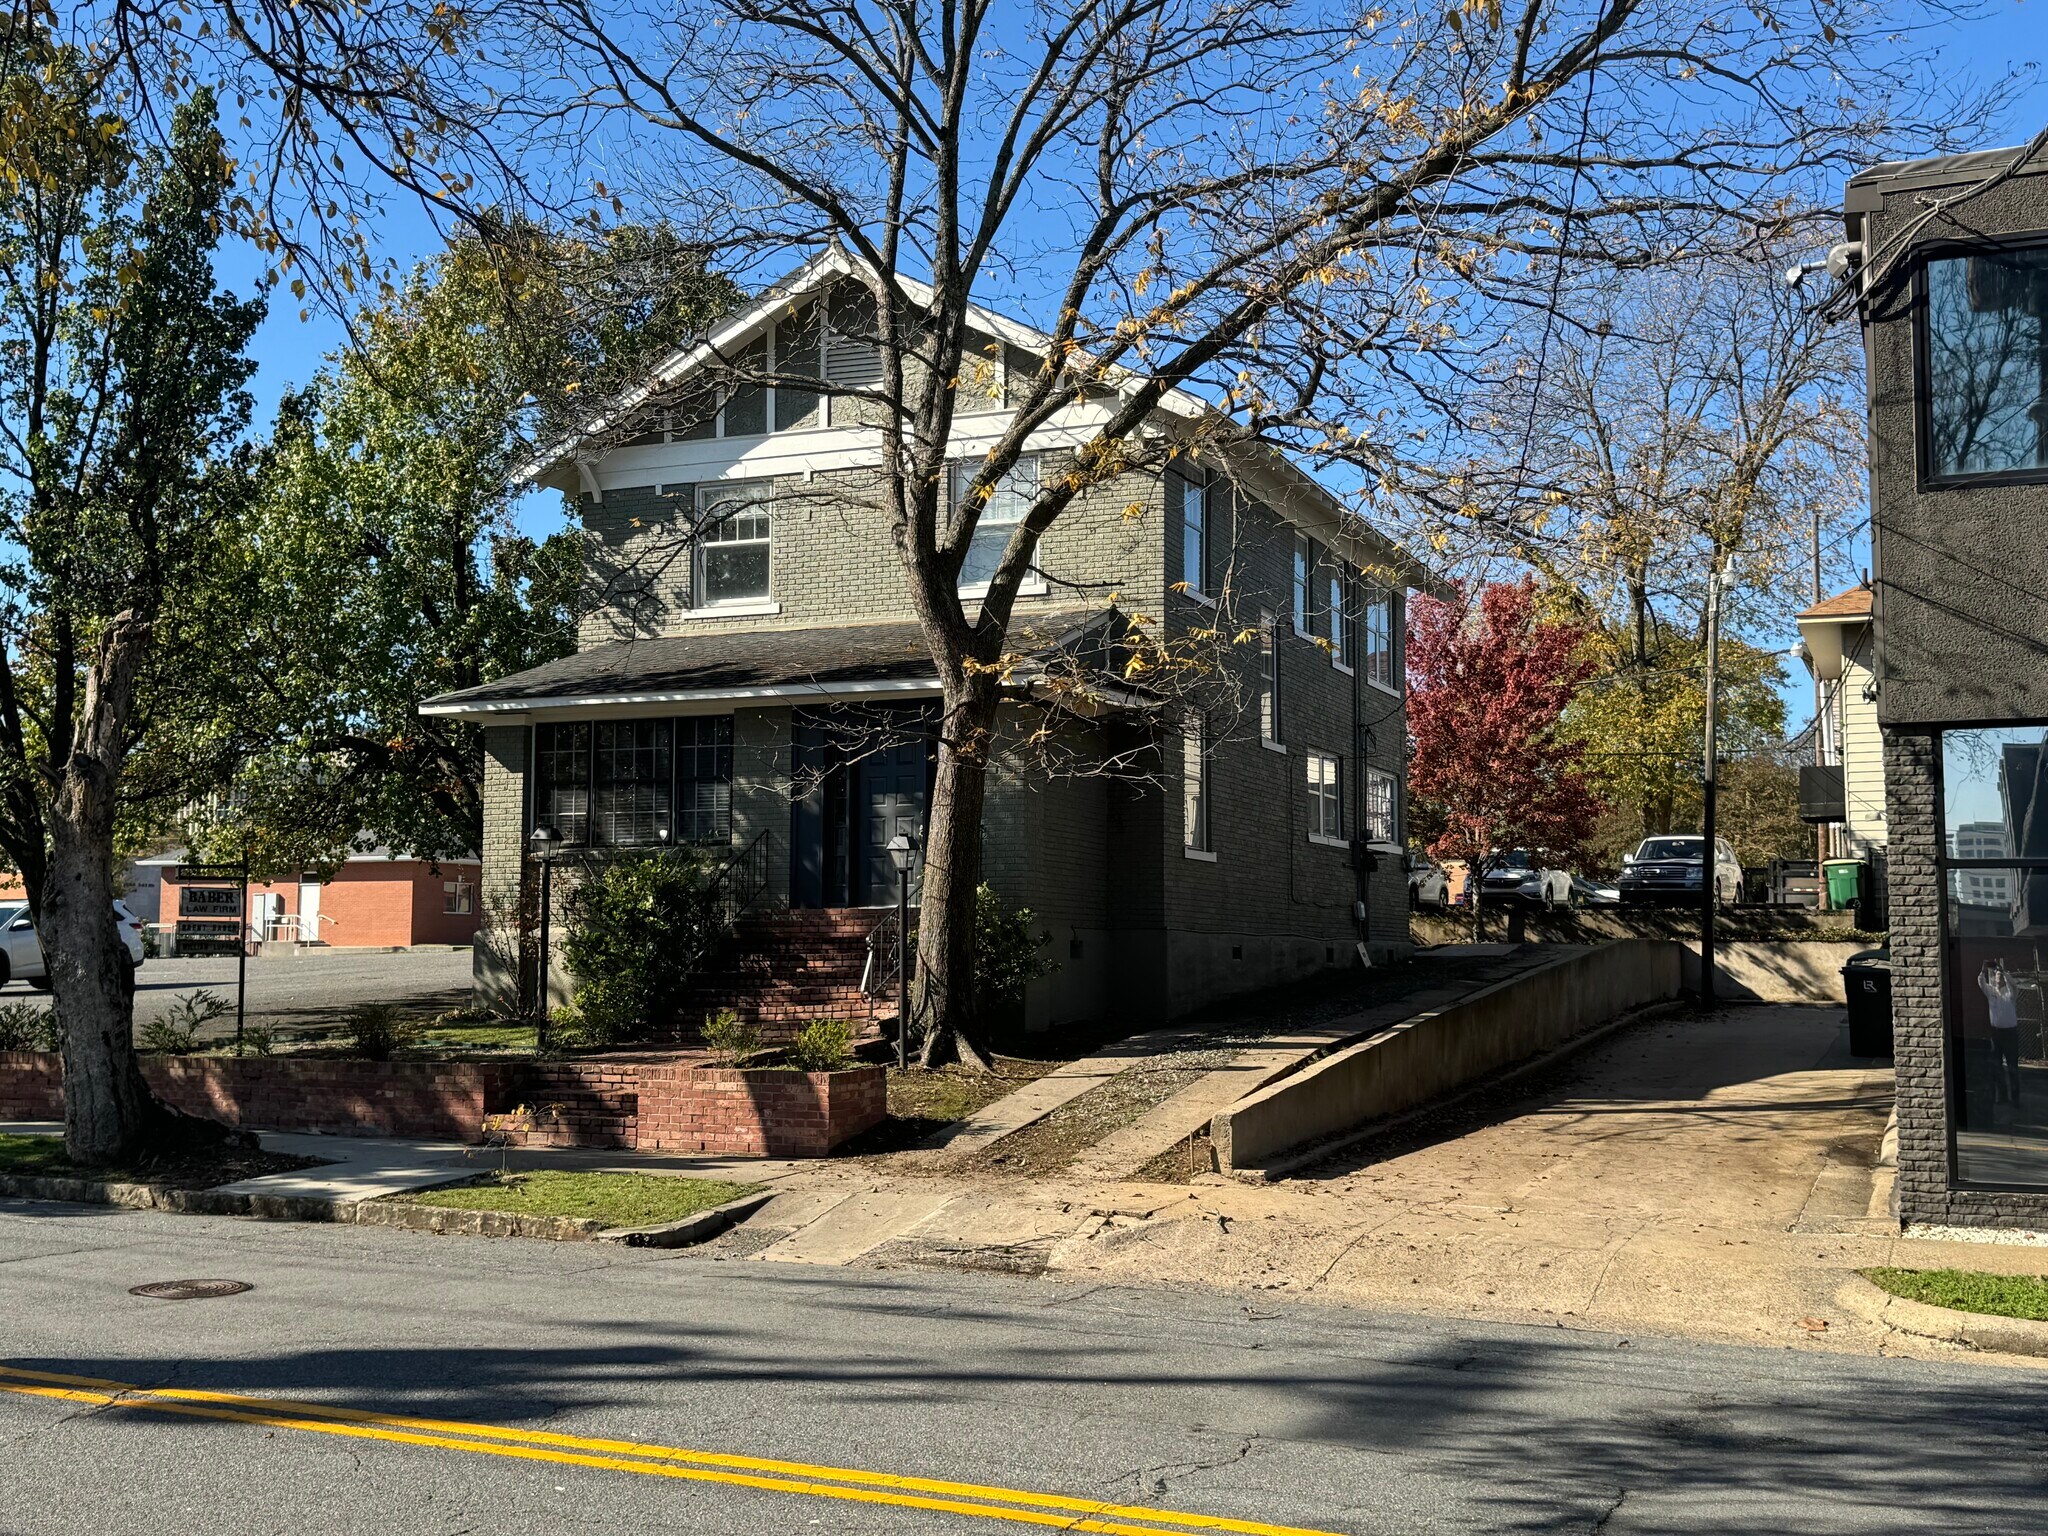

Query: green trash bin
<box><xmin>1824</xmin><ymin>859</ymin><xmax>1863</xmax><ymax>908</ymax></box>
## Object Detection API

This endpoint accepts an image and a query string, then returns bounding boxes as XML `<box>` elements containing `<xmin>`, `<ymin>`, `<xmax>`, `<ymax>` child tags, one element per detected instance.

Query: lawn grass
<box><xmin>0</xmin><ymin>1132</ymin><xmax>69</xmax><ymax>1176</ymax></box>
<box><xmin>394</xmin><ymin>1169</ymin><xmax>761</xmax><ymax>1229</ymax></box>
<box><xmin>1862</xmin><ymin>1267</ymin><xmax>2048</xmax><ymax>1322</ymax></box>
<box><xmin>402</xmin><ymin>1021</ymin><xmax>540</xmax><ymax>1056</ymax></box>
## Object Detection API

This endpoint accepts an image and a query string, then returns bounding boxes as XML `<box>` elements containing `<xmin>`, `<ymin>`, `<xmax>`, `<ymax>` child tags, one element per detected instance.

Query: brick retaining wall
<box><xmin>0</xmin><ymin>1051</ymin><xmax>882</xmax><ymax>1158</ymax></box>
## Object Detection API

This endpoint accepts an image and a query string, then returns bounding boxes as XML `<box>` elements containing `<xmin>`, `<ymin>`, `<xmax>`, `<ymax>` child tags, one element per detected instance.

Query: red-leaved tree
<box><xmin>1408</xmin><ymin>579</ymin><xmax>1602</xmax><ymax>928</ymax></box>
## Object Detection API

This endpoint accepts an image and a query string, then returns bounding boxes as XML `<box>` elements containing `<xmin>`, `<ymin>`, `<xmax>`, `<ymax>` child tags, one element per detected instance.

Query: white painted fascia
<box><xmin>418</xmin><ymin>675</ymin><xmax>948</xmax><ymax>722</ymax></box>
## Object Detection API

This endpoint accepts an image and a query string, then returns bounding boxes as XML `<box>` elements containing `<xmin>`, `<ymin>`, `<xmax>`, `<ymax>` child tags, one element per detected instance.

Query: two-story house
<box><xmin>1847</xmin><ymin>141</ymin><xmax>2048</xmax><ymax>1227</ymax></box>
<box><xmin>422</xmin><ymin>254</ymin><xmax>1422</xmax><ymax>1038</ymax></box>
<box><xmin>1795</xmin><ymin>582</ymin><xmax>1888</xmax><ymax>871</ymax></box>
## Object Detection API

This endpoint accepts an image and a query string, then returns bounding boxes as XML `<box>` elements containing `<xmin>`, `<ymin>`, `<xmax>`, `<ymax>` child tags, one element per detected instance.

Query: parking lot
<box><xmin>1</xmin><ymin>947</ymin><xmax>475</xmax><ymax>1042</ymax></box>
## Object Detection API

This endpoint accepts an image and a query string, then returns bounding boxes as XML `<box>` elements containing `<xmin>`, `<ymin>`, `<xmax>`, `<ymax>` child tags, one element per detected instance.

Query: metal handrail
<box><xmin>704</xmin><ymin>829</ymin><xmax>771</xmax><ymax>924</ymax></box>
<box><xmin>862</xmin><ymin>907</ymin><xmax>901</xmax><ymax>999</ymax></box>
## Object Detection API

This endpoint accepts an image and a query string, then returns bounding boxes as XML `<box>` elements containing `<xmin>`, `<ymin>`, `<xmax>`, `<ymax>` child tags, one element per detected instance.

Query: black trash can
<box><xmin>1843</xmin><ymin>947</ymin><xmax>1892</xmax><ymax>1057</ymax></box>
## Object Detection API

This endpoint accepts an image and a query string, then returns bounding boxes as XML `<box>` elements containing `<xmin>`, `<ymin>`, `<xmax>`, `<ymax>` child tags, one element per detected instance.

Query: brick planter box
<box><xmin>2</xmin><ymin>1051</ymin><xmax>883</xmax><ymax>1158</ymax></box>
<box><xmin>637</xmin><ymin>1062</ymin><xmax>885</xmax><ymax>1157</ymax></box>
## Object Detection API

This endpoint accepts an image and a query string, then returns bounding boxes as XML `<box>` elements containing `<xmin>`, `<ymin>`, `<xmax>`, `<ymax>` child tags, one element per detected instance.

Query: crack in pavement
<box><xmin>1112</xmin><ymin>1435</ymin><xmax>1259</xmax><ymax>1500</ymax></box>
<box><xmin>1589</xmin><ymin>1485</ymin><xmax>1629</xmax><ymax>1534</ymax></box>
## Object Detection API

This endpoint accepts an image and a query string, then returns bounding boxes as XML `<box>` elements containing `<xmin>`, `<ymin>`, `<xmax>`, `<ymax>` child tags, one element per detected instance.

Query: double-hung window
<box><xmin>1364</xmin><ymin>590</ymin><xmax>1396</xmax><ymax>690</ymax></box>
<box><xmin>1292</xmin><ymin>534</ymin><xmax>1313</xmax><ymax>636</ymax></box>
<box><xmin>1306</xmin><ymin>752</ymin><xmax>1343</xmax><ymax>843</ymax></box>
<box><xmin>443</xmin><ymin>878</ymin><xmax>474</xmax><ymax>916</ymax></box>
<box><xmin>1183</xmin><ymin>720</ymin><xmax>1211</xmax><ymax>855</ymax></box>
<box><xmin>1178</xmin><ymin>475</ymin><xmax>1209</xmax><ymax>598</ymax></box>
<box><xmin>592</xmin><ymin>721</ymin><xmax>672</xmax><ymax>846</ymax></box>
<box><xmin>1328</xmin><ymin>560</ymin><xmax>1353</xmax><ymax>669</ymax></box>
<box><xmin>694</xmin><ymin>482</ymin><xmax>773</xmax><ymax>607</ymax></box>
<box><xmin>1366</xmin><ymin>767</ymin><xmax>1398</xmax><ymax>844</ymax></box>
<box><xmin>675</xmin><ymin>716</ymin><xmax>735</xmax><ymax>844</ymax></box>
<box><xmin>955</xmin><ymin>455</ymin><xmax>1040</xmax><ymax>592</ymax></box>
<box><xmin>1258</xmin><ymin>611</ymin><xmax>1283</xmax><ymax>747</ymax></box>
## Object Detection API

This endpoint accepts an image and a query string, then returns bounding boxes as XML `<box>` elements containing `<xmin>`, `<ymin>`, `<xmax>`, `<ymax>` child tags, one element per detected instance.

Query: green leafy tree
<box><xmin>196</xmin><ymin>234</ymin><xmax>736</xmax><ymax>871</ymax></box>
<box><xmin>0</xmin><ymin>36</ymin><xmax>263</xmax><ymax>1162</ymax></box>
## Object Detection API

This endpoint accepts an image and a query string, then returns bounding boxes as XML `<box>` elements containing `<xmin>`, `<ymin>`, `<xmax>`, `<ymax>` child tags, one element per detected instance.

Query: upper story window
<box><xmin>642</xmin><ymin>287</ymin><xmax>881</xmax><ymax>444</ymax></box>
<box><xmin>1364</xmin><ymin>590</ymin><xmax>1396</xmax><ymax>690</ymax></box>
<box><xmin>1327</xmin><ymin>559</ymin><xmax>1352</xmax><ymax>669</ymax></box>
<box><xmin>1292</xmin><ymin>534</ymin><xmax>1313</xmax><ymax>636</ymax></box>
<box><xmin>1258</xmin><ymin>611</ymin><xmax>1282</xmax><ymax>746</ymax></box>
<box><xmin>1922</xmin><ymin>245</ymin><xmax>2048</xmax><ymax>483</ymax></box>
<box><xmin>954</xmin><ymin>454</ymin><xmax>1041</xmax><ymax>592</ymax></box>
<box><xmin>694</xmin><ymin>483</ymin><xmax>773</xmax><ymax>607</ymax></box>
<box><xmin>1178</xmin><ymin>474</ymin><xmax>1209</xmax><ymax>598</ymax></box>
<box><xmin>1182</xmin><ymin>720</ymin><xmax>1211</xmax><ymax>855</ymax></box>
<box><xmin>1306</xmin><ymin>751</ymin><xmax>1343</xmax><ymax>842</ymax></box>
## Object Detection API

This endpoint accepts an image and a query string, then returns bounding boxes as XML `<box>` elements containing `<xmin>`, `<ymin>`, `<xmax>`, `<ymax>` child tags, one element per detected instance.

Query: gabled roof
<box><xmin>521</xmin><ymin>248</ymin><xmax>1436</xmax><ymax>591</ymax></box>
<box><xmin>1797</xmin><ymin>584</ymin><xmax>1873</xmax><ymax>622</ymax></box>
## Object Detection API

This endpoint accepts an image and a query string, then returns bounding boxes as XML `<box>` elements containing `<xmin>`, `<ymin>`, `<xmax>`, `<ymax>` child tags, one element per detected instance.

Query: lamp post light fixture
<box><xmin>886</xmin><ymin>830</ymin><xmax>919</xmax><ymax>1070</ymax></box>
<box><xmin>530</xmin><ymin>825</ymin><xmax>563</xmax><ymax>1046</ymax></box>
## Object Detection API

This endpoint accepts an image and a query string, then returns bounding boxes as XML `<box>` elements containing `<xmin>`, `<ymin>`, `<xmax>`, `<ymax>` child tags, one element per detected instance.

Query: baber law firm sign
<box><xmin>174</xmin><ymin>864</ymin><xmax>244</xmax><ymax>956</ymax></box>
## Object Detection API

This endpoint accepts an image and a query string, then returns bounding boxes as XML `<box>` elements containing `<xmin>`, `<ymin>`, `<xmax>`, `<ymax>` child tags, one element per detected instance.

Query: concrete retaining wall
<box><xmin>1679</xmin><ymin>941</ymin><xmax>1869</xmax><ymax>1004</ymax></box>
<box><xmin>1211</xmin><ymin>940</ymin><xmax>1686</xmax><ymax>1173</ymax></box>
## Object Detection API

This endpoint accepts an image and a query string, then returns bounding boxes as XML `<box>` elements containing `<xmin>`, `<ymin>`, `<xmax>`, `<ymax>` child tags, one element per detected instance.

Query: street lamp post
<box><xmin>530</xmin><ymin>825</ymin><xmax>562</xmax><ymax>1047</ymax></box>
<box><xmin>886</xmin><ymin>831</ymin><xmax>919</xmax><ymax>1070</ymax></box>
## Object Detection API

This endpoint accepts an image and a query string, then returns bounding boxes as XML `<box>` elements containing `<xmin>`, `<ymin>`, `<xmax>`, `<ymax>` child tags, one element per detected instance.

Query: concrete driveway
<box><xmin>1</xmin><ymin>949</ymin><xmax>474</xmax><ymax>1040</ymax></box>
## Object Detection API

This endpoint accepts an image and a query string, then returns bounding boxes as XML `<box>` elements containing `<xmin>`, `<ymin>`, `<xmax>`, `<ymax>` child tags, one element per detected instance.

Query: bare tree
<box><xmin>69</xmin><ymin>0</ymin><xmax>2000</xmax><ymax>1059</ymax></box>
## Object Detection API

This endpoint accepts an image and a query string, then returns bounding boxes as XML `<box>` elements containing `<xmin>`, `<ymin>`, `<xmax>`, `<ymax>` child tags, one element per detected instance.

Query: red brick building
<box><xmin>148</xmin><ymin>849</ymin><xmax>481</xmax><ymax>950</ymax></box>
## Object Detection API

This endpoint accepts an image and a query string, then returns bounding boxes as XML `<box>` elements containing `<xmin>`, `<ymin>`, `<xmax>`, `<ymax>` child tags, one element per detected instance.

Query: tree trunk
<box><xmin>913</xmin><ymin>684</ymin><xmax>996</xmax><ymax>1071</ymax></box>
<box><xmin>49</xmin><ymin>616</ymin><xmax>233</xmax><ymax>1165</ymax></box>
<box><xmin>49</xmin><ymin>618</ymin><xmax>153</xmax><ymax>1164</ymax></box>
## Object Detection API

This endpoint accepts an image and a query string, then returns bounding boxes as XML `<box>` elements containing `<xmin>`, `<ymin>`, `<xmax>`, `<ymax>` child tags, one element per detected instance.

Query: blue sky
<box><xmin>221</xmin><ymin>3</ymin><xmax>2047</xmax><ymax>736</ymax></box>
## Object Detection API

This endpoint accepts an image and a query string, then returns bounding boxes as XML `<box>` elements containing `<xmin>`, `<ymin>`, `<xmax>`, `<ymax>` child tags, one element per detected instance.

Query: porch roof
<box><xmin>419</xmin><ymin>609</ymin><xmax>1109</xmax><ymax>720</ymax></box>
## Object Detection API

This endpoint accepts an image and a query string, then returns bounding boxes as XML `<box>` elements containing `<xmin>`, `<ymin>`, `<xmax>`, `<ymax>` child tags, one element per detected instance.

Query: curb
<box><xmin>0</xmin><ymin>1172</ymin><xmax>775</xmax><ymax>1249</ymax></box>
<box><xmin>596</xmin><ymin>1189</ymin><xmax>776</xmax><ymax>1248</ymax></box>
<box><xmin>1837</xmin><ymin>1273</ymin><xmax>2048</xmax><ymax>1357</ymax></box>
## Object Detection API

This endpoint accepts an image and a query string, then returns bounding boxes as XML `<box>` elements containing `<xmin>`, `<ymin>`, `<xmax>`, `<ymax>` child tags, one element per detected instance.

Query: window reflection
<box><xmin>1924</xmin><ymin>249</ymin><xmax>2048</xmax><ymax>479</ymax></box>
<box><xmin>1946</xmin><ymin>723</ymin><xmax>2048</xmax><ymax>1186</ymax></box>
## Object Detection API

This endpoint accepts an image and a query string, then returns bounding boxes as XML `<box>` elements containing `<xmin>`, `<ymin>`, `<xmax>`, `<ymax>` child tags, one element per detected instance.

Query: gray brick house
<box><xmin>1846</xmin><ymin>142</ymin><xmax>2048</xmax><ymax>1226</ymax></box>
<box><xmin>424</xmin><ymin>253</ymin><xmax>1422</xmax><ymax>1036</ymax></box>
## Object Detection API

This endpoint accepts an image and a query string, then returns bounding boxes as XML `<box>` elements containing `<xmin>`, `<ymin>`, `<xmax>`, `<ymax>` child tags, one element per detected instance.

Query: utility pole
<box><xmin>1701</xmin><ymin>562</ymin><xmax>1727</xmax><ymax>1009</ymax></box>
<box><xmin>1813</xmin><ymin>507</ymin><xmax>1830</xmax><ymax>903</ymax></box>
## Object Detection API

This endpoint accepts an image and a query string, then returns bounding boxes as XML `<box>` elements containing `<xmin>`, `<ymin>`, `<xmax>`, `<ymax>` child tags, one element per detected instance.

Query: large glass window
<box><xmin>695</xmin><ymin>483</ymin><xmax>772</xmax><ymax>606</ymax></box>
<box><xmin>954</xmin><ymin>455</ymin><xmax>1039</xmax><ymax>590</ymax></box>
<box><xmin>1942</xmin><ymin>724</ymin><xmax>2048</xmax><ymax>1186</ymax></box>
<box><xmin>1923</xmin><ymin>247</ymin><xmax>2048</xmax><ymax>481</ymax></box>
<box><xmin>532</xmin><ymin>716</ymin><xmax>733</xmax><ymax>849</ymax></box>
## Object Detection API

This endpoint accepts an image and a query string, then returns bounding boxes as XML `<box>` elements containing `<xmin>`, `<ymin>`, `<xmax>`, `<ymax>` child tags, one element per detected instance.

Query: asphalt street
<box><xmin>3</xmin><ymin>1201</ymin><xmax>2046</xmax><ymax>1534</ymax></box>
<box><xmin>0</xmin><ymin>949</ymin><xmax>473</xmax><ymax>1036</ymax></box>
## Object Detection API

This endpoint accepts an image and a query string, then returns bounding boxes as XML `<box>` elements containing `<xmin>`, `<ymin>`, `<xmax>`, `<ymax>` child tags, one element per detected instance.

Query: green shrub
<box><xmin>0</xmin><ymin>1001</ymin><xmax>57</xmax><ymax>1052</ymax></box>
<box><xmin>345</xmin><ymin>1003</ymin><xmax>415</xmax><ymax>1060</ymax></box>
<box><xmin>560</xmin><ymin>850</ymin><xmax>729</xmax><ymax>1044</ymax></box>
<box><xmin>240</xmin><ymin>1023</ymin><xmax>276</xmax><ymax>1057</ymax></box>
<box><xmin>973</xmin><ymin>884</ymin><xmax>1057</xmax><ymax>1007</ymax></box>
<box><xmin>702</xmin><ymin>1007</ymin><xmax>761</xmax><ymax>1067</ymax></box>
<box><xmin>140</xmin><ymin>990</ymin><xmax>233</xmax><ymax>1054</ymax></box>
<box><xmin>785</xmin><ymin>1017</ymin><xmax>855</xmax><ymax>1073</ymax></box>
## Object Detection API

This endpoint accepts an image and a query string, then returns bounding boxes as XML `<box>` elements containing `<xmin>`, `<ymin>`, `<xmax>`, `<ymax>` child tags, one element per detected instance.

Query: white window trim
<box><xmin>1305</xmin><ymin>750</ymin><xmax>1343</xmax><ymax>842</ymax></box>
<box><xmin>1261</xmin><ymin>739</ymin><xmax>1289</xmax><ymax>755</ymax></box>
<box><xmin>692</xmin><ymin>481</ymin><xmax>774</xmax><ymax>611</ymax></box>
<box><xmin>1176</xmin><ymin>586</ymin><xmax>1216</xmax><ymax>609</ymax></box>
<box><xmin>1182</xmin><ymin>846</ymin><xmax>1219</xmax><ymax>863</ymax></box>
<box><xmin>1259</xmin><ymin>610</ymin><xmax>1284</xmax><ymax>750</ymax></box>
<box><xmin>1307</xmin><ymin>832</ymin><xmax>1351</xmax><ymax>850</ymax></box>
<box><xmin>1179</xmin><ymin>476</ymin><xmax>1209</xmax><ymax>601</ymax></box>
<box><xmin>1367</xmin><ymin>674</ymin><xmax>1402</xmax><ymax>697</ymax></box>
<box><xmin>953</xmin><ymin>454</ymin><xmax>1045</xmax><ymax>598</ymax></box>
<box><xmin>1333</xmin><ymin>660</ymin><xmax>1355</xmax><ymax>677</ymax></box>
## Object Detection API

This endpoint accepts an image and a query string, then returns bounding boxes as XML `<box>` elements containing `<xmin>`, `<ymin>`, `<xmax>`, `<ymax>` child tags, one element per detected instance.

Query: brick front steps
<box><xmin>673</xmin><ymin>908</ymin><xmax>887</xmax><ymax>1042</ymax></box>
<box><xmin>0</xmin><ymin>1050</ymin><xmax>882</xmax><ymax>1158</ymax></box>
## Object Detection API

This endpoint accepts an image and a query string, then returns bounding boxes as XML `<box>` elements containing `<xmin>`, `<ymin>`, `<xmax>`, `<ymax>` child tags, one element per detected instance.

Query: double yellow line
<box><xmin>0</xmin><ymin>1364</ymin><xmax>1344</xmax><ymax>1536</ymax></box>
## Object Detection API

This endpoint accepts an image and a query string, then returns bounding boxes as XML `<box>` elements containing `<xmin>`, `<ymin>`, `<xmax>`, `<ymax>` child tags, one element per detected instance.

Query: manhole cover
<box><xmin>128</xmin><ymin>1279</ymin><xmax>253</xmax><ymax>1301</ymax></box>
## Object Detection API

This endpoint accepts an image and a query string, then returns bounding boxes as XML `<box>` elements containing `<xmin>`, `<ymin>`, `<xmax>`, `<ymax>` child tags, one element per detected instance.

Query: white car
<box><xmin>0</xmin><ymin>900</ymin><xmax>146</xmax><ymax>989</ymax></box>
<box><xmin>1477</xmin><ymin>849</ymin><xmax>1576</xmax><ymax>911</ymax></box>
<box><xmin>1405</xmin><ymin>852</ymin><xmax>1450</xmax><ymax>910</ymax></box>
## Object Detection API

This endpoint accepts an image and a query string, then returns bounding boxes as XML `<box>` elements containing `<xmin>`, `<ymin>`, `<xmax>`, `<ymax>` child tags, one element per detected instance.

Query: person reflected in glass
<box><xmin>1979</xmin><ymin>959</ymin><xmax>2024</xmax><ymax>1110</ymax></box>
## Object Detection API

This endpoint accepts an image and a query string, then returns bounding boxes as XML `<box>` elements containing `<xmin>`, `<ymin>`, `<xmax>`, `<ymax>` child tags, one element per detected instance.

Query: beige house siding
<box><xmin>1839</xmin><ymin>645</ymin><xmax>1887</xmax><ymax>852</ymax></box>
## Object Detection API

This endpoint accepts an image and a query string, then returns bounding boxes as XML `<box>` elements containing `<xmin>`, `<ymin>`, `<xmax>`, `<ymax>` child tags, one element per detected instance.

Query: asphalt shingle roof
<box><xmin>1796</xmin><ymin>584</ymin><xmax>1873</xmax><ymax>621</ymax></box>
<box><xmin>422</xmin><ymin>610</ymin><xmax>1106</xmax><ymax>711</ymax></box>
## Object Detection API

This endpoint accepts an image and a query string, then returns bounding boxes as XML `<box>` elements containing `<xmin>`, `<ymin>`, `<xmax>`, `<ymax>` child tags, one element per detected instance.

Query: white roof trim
<box><xmin>419</xmin><ymin>675</ymin><xmax>949</xmax><ymax>720</ymax></box>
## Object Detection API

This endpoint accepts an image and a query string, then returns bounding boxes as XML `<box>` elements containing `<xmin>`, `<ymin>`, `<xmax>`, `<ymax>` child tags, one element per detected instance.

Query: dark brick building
<box><xmin>1848</xmin><ymin>141</ymin><xmax>2048</xmax><ymax>1226</ymax></box>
